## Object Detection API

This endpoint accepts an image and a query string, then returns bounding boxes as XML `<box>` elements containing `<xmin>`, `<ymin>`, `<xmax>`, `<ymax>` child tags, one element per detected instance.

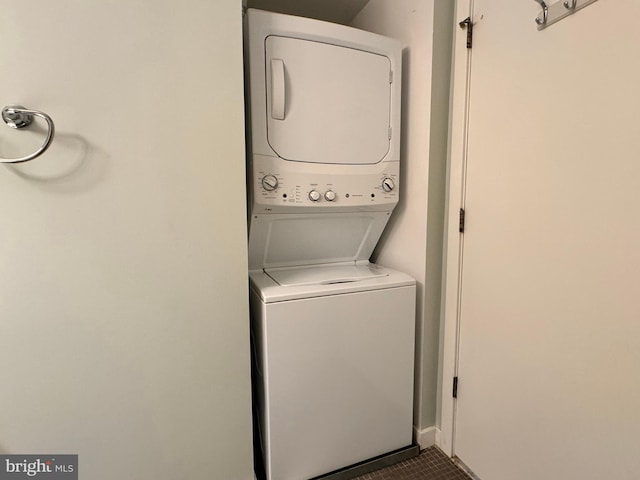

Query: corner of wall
<box><xmin>430</xmin><ymin>0</ymin><xmax>456</xmax><ymax>431</ymax></box>
<box><xmin>414</xmin><ymin>425</ymin><xmax>438</xmax><ymax>450</ymax></box>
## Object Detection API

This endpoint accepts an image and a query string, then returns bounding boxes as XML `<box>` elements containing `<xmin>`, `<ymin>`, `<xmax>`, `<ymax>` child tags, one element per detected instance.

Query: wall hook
<box><xmin>534</xmin><ymin>0</ymin><xmax>599</xmax><ymax>31</ymax></box>
<box><xmin>533</xmin><ymin>0</ymin><xmax>549</xmax><ymax>26</ymax></box>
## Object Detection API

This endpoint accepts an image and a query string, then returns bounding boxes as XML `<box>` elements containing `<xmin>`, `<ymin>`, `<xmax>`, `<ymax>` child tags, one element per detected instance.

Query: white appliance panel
<box><xmin>251</xmin><ymin>283</ymin><xmax>416</xmax><ymax>480</ymax></box>
<box><xmin>265</xmin><ymin>36</ymin><xmax>391</xmax><ymax>165</ymax></box>
<box><xmin>247</xmin><ymin>212</ymin><xmax>390</xmax><ymax>270</ymax></box>
<box><xmin>249</xmin><ymin>154</ymin><xmax>399</xmax><ymax>214</ymax></box>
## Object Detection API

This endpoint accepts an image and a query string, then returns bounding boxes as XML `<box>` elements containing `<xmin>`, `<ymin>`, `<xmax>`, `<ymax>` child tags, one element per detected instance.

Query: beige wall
<box><xmin>352</xmin><ymin>0</ymin><xmax>443</xmax><ymax>435</ymax></box>
<box><xmin>0</xmin><ymin>1</ymin><xmax>253</xmax><ymax>479</ymax></box>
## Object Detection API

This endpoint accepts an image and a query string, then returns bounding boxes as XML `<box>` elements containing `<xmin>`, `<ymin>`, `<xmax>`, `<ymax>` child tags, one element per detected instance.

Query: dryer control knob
<box><xmin>324</xmin><ymin>190</ymin><xmax>336</xmax><ymax>202</ymax></box>
<box><xmin>308</xmin><ymin>190</ymin><xmax>321</xmax><ymax>202</ymax></box>
<box><xmin>261</xmin><ymin>174</ymin><xmax>278</xmax><ymax>191</ymax></box>
<box><xmin>382</xmin><ymin>177</ymin><xmax>395</xmax><ymax>192</ymax></box>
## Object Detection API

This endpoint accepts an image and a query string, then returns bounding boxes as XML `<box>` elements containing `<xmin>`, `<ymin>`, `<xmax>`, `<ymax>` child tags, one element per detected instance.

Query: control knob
<box><xmin>308</xmin><ymin>190</ymin><xmax>321</xmax><ymax>202</ymax></box>
<box><xmin>261</xmin><ymin>174</ymin><xmax>278</xmax><ymax>191</ymax></box>
<box><xmin>381</xmin><ymin>177</ymin><xmax>395</xmax><ymax>192</ymax></box>
<box><xmin>324</xmin><ymin>190</ymin><xmax>336</xmax><ymax>202</ymax></box>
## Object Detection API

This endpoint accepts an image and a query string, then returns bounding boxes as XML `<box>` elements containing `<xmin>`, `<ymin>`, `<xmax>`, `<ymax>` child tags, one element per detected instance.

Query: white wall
<box><xmin>352</xmin><ymin>0</ymin><xmax>438</xmax><ymax>437</ymax></box>
<box><xmin>0</xmin><ymin>1</ymin><xmax>253</xmax><ymax>479</ymax></box>
<box><xmin>431</xmin><ymin>0</ymin><xmax>455</xmax><ymax>433</ymax></box>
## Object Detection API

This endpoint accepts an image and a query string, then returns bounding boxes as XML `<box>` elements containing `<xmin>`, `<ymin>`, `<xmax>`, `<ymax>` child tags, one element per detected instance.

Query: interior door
<box><xmin>0</xmin><ymin>2</ymin><xmax>252</xmax><ymax>479</ymax></box>
<box><xmin>454</xmin><ymin>1</ymin><xmax>640</xmax><ymax>479</ymax></box>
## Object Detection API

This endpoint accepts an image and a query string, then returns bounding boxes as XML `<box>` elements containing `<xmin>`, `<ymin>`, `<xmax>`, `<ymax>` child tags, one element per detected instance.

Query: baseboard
<box><xmin>313</xmin><ymin>444</ymin><xmax>419</xmax><ymax>480</ymax></box>
<box><xmin>413</xmin><ymin>426</ymin><xmax>437</xmax><ymax>449</ymax></box>
<box><xmin>435</xmin><ymin>427</ymin><xmax>442</xmax><ymax>447</ymax></box>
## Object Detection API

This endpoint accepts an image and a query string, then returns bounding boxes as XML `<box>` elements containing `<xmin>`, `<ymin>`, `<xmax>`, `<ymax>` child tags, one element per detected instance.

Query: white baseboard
<box><xmin>454</xmin><ymin>456</ymin><xmax>482</xmax><ymax>480</ymax></box>
<box><xmin>413</xmin><ymin>425</ymin><xmax>438</xmax><ymax>449</ymax></box>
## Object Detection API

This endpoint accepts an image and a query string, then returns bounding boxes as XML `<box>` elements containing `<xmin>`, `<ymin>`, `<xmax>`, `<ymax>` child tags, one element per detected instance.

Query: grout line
<box><xmin>351</xmin><ymin>446</ymin><xmax>472</xmax><ymax>480</ymax></box>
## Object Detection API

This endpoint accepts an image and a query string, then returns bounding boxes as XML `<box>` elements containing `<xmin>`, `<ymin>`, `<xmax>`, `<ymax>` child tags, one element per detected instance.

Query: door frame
<box><xmin>438</xmin><ymin>0</ymin><xmax>473</xmax><ymax>458</ymax></box>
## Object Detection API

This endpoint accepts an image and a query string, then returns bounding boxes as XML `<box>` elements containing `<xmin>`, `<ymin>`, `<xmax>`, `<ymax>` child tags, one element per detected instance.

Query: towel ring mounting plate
<box><xmin>1</xmin><ymin>105</ymin><xmax>55</xmax><ymax>164</ymax></box>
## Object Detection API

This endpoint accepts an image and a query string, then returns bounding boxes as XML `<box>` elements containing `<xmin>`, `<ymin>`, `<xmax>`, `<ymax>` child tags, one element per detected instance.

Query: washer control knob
<box><xmin>308</xmin><ymin>190</ymin><xmax>321</xmax><ymax>202</ymax></box>
<box><xmin>261</xmin><ymin>174</ymin><xmax>279</xmax><ymax>191</ymax></box>
<box><xmin>324</xmin><ymin>190</ymin><xmax>336</xmax><ymax>202</ymax></box>
<box><xmin>382</xmin><ymin>177</ymin><xmax>395</xmax><ymax>192</ymax></box>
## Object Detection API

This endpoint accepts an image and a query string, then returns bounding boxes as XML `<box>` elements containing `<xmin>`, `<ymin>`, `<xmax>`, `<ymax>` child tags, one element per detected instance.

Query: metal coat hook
<box><xmin>1</xmin><ymin>105</ymin><xmax>55</xmax><ymax>164</ymax></box>
<box><xmin>534</xmin><ymin>0</ymin><xmax>599</xmax><ymax>30</ymax></box>
<box><xmin>533</xmin><ymin>0</ymin><xmax>549</xmax><ymax>26</ymax></box>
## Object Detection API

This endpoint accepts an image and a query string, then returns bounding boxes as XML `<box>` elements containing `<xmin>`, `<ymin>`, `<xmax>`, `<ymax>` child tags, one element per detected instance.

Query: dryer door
<box><xmin>265</xmin><ymin>35</ymin><xmax>392</xmax><ymax>165</ymax></box>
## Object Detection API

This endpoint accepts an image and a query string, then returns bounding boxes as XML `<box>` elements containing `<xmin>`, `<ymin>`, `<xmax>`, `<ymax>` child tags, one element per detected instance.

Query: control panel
<box><xmin>251</xmin><ymin>155</ymin><xmax>399</xmax><ymax>214</ymax></box>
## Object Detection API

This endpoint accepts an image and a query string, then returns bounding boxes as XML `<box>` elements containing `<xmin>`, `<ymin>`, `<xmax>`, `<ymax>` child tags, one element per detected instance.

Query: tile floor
<box><xmin>352</xmin><ymin>446</ymin><xmax>472</xmax><ymax>480</ymax></box>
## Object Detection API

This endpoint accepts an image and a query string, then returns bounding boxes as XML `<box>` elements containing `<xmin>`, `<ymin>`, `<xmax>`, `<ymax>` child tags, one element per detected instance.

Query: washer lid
<box><xmin>250</xmin><ymin>263</ymin><xmax>415</xmax><ymax>303</ymax></box>
<box><xmin>266</xmin><ymin>263</ymin><xmax>388</xmax><ymax>287</ymax></box>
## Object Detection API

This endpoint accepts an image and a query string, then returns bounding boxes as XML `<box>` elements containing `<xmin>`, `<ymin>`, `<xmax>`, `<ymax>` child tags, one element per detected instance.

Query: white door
<box><xmin>0</xmin><ymin>2</ymin><xmax>253</xmax><ymax>479</ymax></box>
<box><xmin>265</xmin><ymin>36</ymin><xmax>392</xmax><ymax>164</ymax></box>
<box><xmin>454</xmin><ymin>1</ymin><xmax>640</xmax><ymax>479</ymax></box>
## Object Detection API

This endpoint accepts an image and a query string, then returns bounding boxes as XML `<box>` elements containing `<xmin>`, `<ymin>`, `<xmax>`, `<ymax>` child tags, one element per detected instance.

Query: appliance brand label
<box><xmin>0</xmin><ymin>456</ymin><xmax>77</xmax><ymax>479</ymax></box>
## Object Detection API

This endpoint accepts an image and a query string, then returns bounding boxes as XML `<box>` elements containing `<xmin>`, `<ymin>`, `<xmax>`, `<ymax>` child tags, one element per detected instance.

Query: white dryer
<box><xmin>244</xmin><ymin>9</ymin><xmax>417</xmax><ymax>480</ymax></box>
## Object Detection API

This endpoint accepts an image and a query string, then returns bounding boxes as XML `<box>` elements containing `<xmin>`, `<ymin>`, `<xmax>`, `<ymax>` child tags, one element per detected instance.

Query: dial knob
<box><xmin>382</xmin><ymin>177</ymin><xmax>395</xmax><ymax>192</ymax></box>
<box><xmin>261</xmin><ymin>174</ymin><xmax>278</xmax><ymax>191</ymax></box>
<box><xmin>324</xmin><ymin>190</ymin><xmax>336</xmax><ymax>202</ymax></box>
<box><xmin>308</xmin><ymin>190</ymin><xmax>321</xmax><ymax>202</ymax></box>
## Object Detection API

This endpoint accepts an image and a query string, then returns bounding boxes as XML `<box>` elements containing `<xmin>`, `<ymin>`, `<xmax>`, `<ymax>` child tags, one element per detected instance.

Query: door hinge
<box><xmin>459</xmin><ymin>17</ymin><xmax>473</xmax><ymax>49</ymax></box>
<box><xmin>389</xmin><ymin>70</ymin><xmax>394</xmax><ymax>84</ymax></box>
<box><xmin>388</xmin><ymin>126</ymin><xmax>392</xmax><ymax>140</ymax></box>
<box><xmin>453</xmin><ymin>376</ymin><xmax>459</xmax><ymax>398</ymax></box>
<box><xmin>459</xmin><ymin>208</ymin><xmax>465</xmax><ymax>233</ymax></box>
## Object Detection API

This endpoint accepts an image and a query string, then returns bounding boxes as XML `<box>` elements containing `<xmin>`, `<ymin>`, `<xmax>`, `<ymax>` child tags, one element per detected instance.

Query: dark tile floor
<box><xmin>352</xmin><ymin>447</ymin><xmax>472</xmax><ymax>480</ymax></box>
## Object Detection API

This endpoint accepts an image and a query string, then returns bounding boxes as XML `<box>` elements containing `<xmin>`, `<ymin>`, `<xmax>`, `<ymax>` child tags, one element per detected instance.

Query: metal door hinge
<box><xmin>388</xmin><ymin>126</ymin><xmax>392</xmax><ymax>140</ymax></box>
<box><xmin>389</xmin><ymin>70</ymin><xmax>394</xmax><ymax>84</ymax></box>
<box><xmin>459</xmin><ymin>208</ymin><xmax>466</xmax><ymax>233</ymax></box>
<box><xmin>453</xmin><ymin>377</ymin><xmax>459</xmax><ymax>398</ymax></box>
<box><xmin>459</xmin><ymin>17</ymin><xmax>473</xmax><ymax>49</ymax></box>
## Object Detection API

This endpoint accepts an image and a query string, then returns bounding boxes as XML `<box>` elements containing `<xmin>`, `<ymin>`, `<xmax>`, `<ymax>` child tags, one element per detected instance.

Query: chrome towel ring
<box><xmin>1</xmin><ymin>105</ymin><xmax>55</xmax><ymax>164</ymax></box>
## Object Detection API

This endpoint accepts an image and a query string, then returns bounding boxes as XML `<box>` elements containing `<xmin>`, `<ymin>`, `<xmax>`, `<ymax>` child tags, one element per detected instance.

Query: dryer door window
<box><xmin>265</xmin><ymin>36</ymin><xmax>392</xmax><ymax>165</ymax></box>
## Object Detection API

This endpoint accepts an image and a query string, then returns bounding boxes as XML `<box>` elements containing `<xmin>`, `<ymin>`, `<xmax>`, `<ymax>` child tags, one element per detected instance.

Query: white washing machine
<box><xmin>244</xmin><ymin>10</ymin><xmax>416</xmax><ymax>480</ymax></box>
<box><xmin>250</xmin><ymin>264</ymin><xmax>415</xmax><ymax>480</ymax></box>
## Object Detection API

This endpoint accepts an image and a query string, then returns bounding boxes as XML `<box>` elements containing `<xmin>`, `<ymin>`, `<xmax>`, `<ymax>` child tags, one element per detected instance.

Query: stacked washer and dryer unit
<box><xmin>244</xmin><ymin>9</ymin><xmax>417</xmax><ymax>480</ymax></box>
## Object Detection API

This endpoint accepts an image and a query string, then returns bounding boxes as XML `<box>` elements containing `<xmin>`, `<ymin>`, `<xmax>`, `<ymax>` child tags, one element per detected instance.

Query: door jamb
<box><xmin>438</xmin><ymin>0</ymin><xmax>473</xmax><ymax>458</ymax></box>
